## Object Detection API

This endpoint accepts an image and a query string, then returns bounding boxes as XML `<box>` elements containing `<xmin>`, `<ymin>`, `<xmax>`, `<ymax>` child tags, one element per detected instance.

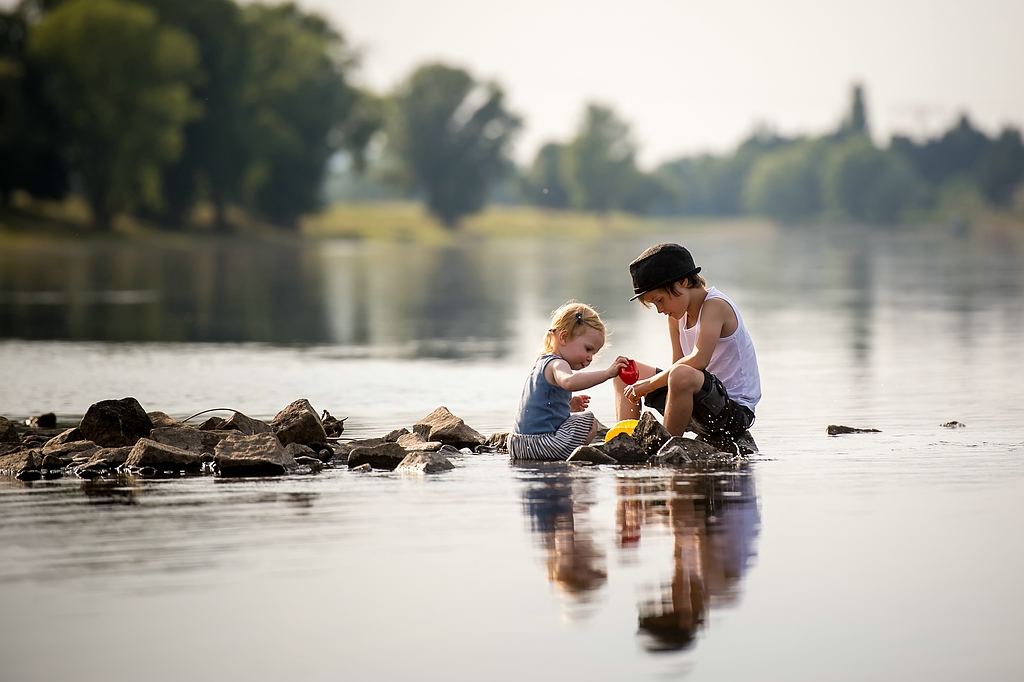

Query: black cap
<box><xmin>628</xmin><ymin>243</ymin><xmax>701</xmax><ymax>300</ymax></box>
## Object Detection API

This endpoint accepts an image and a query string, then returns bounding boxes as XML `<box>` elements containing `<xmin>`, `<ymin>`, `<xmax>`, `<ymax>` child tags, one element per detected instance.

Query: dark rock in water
<box><xmin>215</xmin><ymin>433</ymin><xmax>296</xmax><ymax>477</ymax></box>
<box><xmin>318</xmin><ymin>448</ymin><xmax>332</xmax><ymax>461</ymax></box>
<box><xmin>16</xmin><ymin>469</ymin><xmax>42</xmax><ymax>481</ymax></box>
<box><xmin>348</xmin><ymin>442</ymin><xmax>408</xmax><ymax>471</ymax></box>
<box><xmin>82</xmin><ymin>447</ymin><xmax>132</xmax><ymax>470</ymax></box>
<box><xmin>941</xmin><ymin>421</ymin><xmax>966</xmax><ymax>428</ymax></box>
<box><xmin>41</xmin><ymin>428</ymin><xmax>84</xmax><ymax>452</ymax></box>
<box><xmin>147</xmin><ymin>411</ymin><xmax>182</xmax><ymax>428</ymax></box>
<box><xmin>76</xmin><ymin>469</ymin><xmax>102</xmax><ymax>480</ymax></box>
<box><xmin>41</xmin><ymin>439</ymin><xmax>98</xmax><ymax>460</ymax></box>
<box><xmin>125</xmin><ymin>438</ymin><xmax>202</xmax><ymax>473</ymax></box>
<box><xmin>567</xmin><ymin>445</ymin><xmax>618</xmax><ymax>464</ymax></box>
<box><xmin>272</xmin><ymin>399</ymin><xmax>328</xmax><ymax>450</ymax></box>
<box><xmin>698</xmin><ymin>430</ymin><xmax>759</xmax><ymax>456</ymax></box>
<box><xmin>413</xmin><ymin>407</ymin><xmax>485</xmax><ymax>448</ymax></box>
<box><xmin>351</xmin><ymin>463</ymin><xmax>373</xmax><ymax>473</ymax></box>
<box><xmin>334</xmin><ymin>438</ymin><xmax>385</xmax><ymax>463</ymax></box>
<box><xmin>826</xmin><ymin>424</ymin><xmax>881</xmax><ymax>436</ymax></box>
<box><xmin>485</xmin><ymin>432</ymin><xmax>508</xmax><ymax>451</ymax></box>
<box><xmin>150</xmin><ymin>426</ymin><xmax>233</xmax><ymax>455</ymax></box>
<box><xmin>198</xmin><ymin>416</ymin><xmax>226</xmax><ymax>431</ymax></box>
<box><xmin>397</xmin><ymin>432</ymin><xmax>444</xmax><ymax>452</ymax></box>
<box><xmin>649</xmin><ymin>437</ymin><xmax>720</xmax><ymax>465</ymax></box>
<box><xmin>26</xmin><ymin>412</ymin><xmax>57</xmax><ymax>428</ymax></box>
<box><xmin>80</xmin><ymin>397</ymin><xmax>153</xmax><ymax>448</ymax></box>
<box><xmin>397</xmin><ymin>451</ymin><xmax>455</xmax><ymax>474</ymax></box>
<box><xmin>138</xmin><ymin>467</ymin><xmax>158</xmax><ymax>475</ymax></box>
<box><xmin>0</xmin><ymin>417</ymin><xmax>20</xmax><ymax>444</ymax></box>
<box><xmin>284</xmin><ymin>442</ymin><xmax>316</xmax><ymax>459</ymax></box>
<box><xmin>40</xmin><ymin>454</ymin><xmax>65</xmax><ymax>470</ymax></box>
<box><xmin>223</xmin><ymin>411</ymin><xmax>272</xmax><ymax>436</ymax></box>
<box><xmin>294</xmin><ymin>456</ymin><xmax>324</xmax><ymax>473</ymax></box>
<box><xmin>383</xmin><ymin>428</ymin><xmax>410</xmax><ymax>442</ymax></box>
<box><xmin>633</xmin><ymin>412</ymin><xmax>671</xmax><ymax>457</ymax></box>
<box><xmin>603</xmin><ymin>432</ymin><xmax>646</xmax><ymax>464</ymax></box>
<box><xmin>322</xmin><ymin>410</ymin><xmax>346</xmax><ymax>438</ymax></box>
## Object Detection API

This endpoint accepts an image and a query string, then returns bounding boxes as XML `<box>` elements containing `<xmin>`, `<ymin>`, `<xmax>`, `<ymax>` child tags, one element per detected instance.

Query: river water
<box><xmin>1</xmin><ymin>222</ymin><xmax>1022</xmax><ymax>681</ymax></box>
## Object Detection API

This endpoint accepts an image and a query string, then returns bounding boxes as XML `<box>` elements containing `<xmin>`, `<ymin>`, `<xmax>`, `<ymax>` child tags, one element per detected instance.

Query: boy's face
<box><xmin>640</xmin><ymin>285</ymin><xmax>688</xmax><ymax>318</ymax></box>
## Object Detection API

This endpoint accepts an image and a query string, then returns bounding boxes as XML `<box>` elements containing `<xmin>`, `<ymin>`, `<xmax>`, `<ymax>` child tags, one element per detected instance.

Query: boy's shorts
<box><xmin>643</xmin><ymin>368</ymin><xmax>754</xmax><ymax>437</ymax></box>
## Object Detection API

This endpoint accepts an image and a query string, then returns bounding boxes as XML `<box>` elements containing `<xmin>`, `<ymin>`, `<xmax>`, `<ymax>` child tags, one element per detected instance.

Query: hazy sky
<box><xmin>300</xmin><ymin>0</ymin><xmax>1024</xmax><ymax>167</ymax></box>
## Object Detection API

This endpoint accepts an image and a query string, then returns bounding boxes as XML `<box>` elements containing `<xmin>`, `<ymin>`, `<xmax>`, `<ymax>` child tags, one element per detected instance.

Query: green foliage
<box><xmin>822</xmin><ymin>135</ymin><xmax>922</xmax><ymax>223</ymax></box>
<box><xmin>561</xmin><ymin>104</ymin><xmax>637</xmax><ymax>212</ymax></box>
<box><xmin>389</xmin><ymin>63</ymin><xmax>520</xmax><ymax>227</ymax></box>
<box><xmin>519</xmin><ymin>143</ymin><xmax>569</xmax><ymax>208</ymax></box>
<box><xmin>743</xmin><ymin>141</ymin><xmax>823</xmax><ymax>221</ymax></box>
<box><xmin>28</xmin><ymin>0</ymin><xmax>201</xmax><ymax>227</ymax></box>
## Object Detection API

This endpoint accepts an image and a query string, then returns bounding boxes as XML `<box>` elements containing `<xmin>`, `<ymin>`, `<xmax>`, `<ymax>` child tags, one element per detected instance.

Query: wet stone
<box><xmin>80</xmin><ymin>397</ymin><xmax>153</xmax><ymax>448</ymax></box>
<box><xmin>397</xmin><ymin>432</ymin><xmax>444</xmax><ymax>452</ymax></box>
<box><xmin>40</xmin><ymin>454</ymin><xmax>64</xmax><ymax>470</ymax></box>
<box><xmin>396</xmin><ymin>451</ymin><xmax>455</xmax><ymax>474</ymax></box>
<box><xmin>272</xmin><ymin>399</ymin><xmax>328</xmax><ymax>450</ymax></box>
<box><xmin>215</xmin><ymin>433</ymin><xmax>296</xmax><ymax>477</ymax></box>
<box><xmin>942</xmin><ymin>421</ymin><xmax>967</xmax><ymax>428</ymax></box>
<box><xmin>603</xmin><ymin>432</ymin><xmax>647</xmax><ymax>464</ymax></box>
<box><xmin>351</xmin><ymin>463</ymin><xmax>373</xmax><ymax>473</ymax></box>
<box><xmin>26</xmin><ymin>412</ymin><xmax>57</xmax><ymax>429</ymax></box>
<box><xmin>567</xmin><ymin>445</ymin><xmax>618</xmax><ymax>465</ymax></box>
<box><xmin>383</xmin><ymin>428</ymin><xmax>410</xmax><ymax>442</ymax></box>
<box><xmin>125</xmin><ymin>438</ymin><xmax>203</xmax><ymax>473</ymax></box>
<box><xmin>347</xmin><ymin>442</ymin><xmax>408</xmax><ymax>471</ymax></box>
<box><xmin>826</xmin><ymin>424</ymin><xmax>881</xmax><ymax>435</ymax></box>
<box><xmin>413</xmin><ymin>407</ymin><xmax>485</xmax><ymax>449</ymax></box>
<box><xmin>0</xmin><ymin>417</ymin><xmax>20</xmax><ymax>444</ymax></box>
<box><xmin>147</xmin><ymin>411</ymin><xmax>182</xmax><ymax>428</ymax></box>
<box><xmin>82</xmin><ymin>447</ymin><xmax>132</xmax><ymax>470</ymax></box>
<box><xmin>198</xmin><ymin>416</ymin><xmax>226</xmax><ymax>431</ymax></box>
<box><xmin>649</xmin><ymin>437</ymin><xmax>721</xmax><ymax>465</ymax></box>
<box><xmin>150</xmin><ymin>426</ymin><xmax>234</xmax><ymax>455</ymax></box>
<box><xmin>485</xmin><ymin>432</ymin><xmax>509</xmax><ymax>452</ymax></box>
<box><xmin>632</xmin><ymin>411</ymin><xmax>671</xmax><ymax>457</ymax></box>
<box><xmin>222</xmin><ymin>411</ymin><xmax>272</xmax><ymax>436</ymax></box>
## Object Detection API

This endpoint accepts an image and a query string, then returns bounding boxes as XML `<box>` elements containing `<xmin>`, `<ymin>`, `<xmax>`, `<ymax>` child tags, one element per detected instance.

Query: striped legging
<box><xmin>507</xmin><ymin>412</ymin><xmax>596</xmax><ymax>461</ymax></box>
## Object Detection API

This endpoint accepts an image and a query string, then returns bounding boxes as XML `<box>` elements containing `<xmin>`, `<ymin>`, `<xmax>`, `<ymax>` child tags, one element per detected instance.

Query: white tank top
<box><xmin>678</xmin><ymin>287</ymin><xmax>761</xmax><ymax>412</ymax></box>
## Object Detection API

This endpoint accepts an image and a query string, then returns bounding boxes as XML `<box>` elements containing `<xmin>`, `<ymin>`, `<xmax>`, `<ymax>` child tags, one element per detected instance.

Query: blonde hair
<box><xmin>542</xmin><ymin>301</ymin><xmax>606</xmax><ymax>355</ymax></box>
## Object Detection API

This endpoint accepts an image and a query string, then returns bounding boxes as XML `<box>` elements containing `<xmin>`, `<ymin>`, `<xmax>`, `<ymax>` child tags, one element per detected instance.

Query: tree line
<box><xmin>2</xmin><ymin>1</ymin><xmax>1022</xmax><ymax>230</ymax></box>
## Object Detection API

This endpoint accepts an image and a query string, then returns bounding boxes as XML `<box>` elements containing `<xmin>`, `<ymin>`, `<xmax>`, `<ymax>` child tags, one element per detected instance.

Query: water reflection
<box><xmin>517</xmin><ymin>461</ymin><xmax>760</xmax><ymax>650</ymax></box>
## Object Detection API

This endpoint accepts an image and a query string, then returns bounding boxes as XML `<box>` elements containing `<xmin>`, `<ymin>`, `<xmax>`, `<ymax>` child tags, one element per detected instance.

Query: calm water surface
<box><xmin>1</xmin><ymin>223</ymin><xmax>1023</xmax><ymax>681</ymax></box>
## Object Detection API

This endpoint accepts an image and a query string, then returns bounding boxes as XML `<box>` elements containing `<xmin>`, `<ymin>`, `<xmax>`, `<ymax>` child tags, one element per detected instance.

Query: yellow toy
<box><xmin>604</xmin><ymin>419</ymin><xmax>639</xmax><ymax>442</ymax></box>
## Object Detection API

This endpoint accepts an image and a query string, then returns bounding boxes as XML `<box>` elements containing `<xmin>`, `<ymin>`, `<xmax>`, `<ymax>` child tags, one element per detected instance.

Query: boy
<box><xmin>614</xmin><ymin>243</ymin><xmax>760</xmax><ymax>438</ymax></box>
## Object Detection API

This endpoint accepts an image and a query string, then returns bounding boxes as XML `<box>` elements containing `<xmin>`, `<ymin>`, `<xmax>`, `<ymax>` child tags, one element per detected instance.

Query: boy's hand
<box><xmin>569</xmin><ymin>394</ymin><xmax>590</xmax><ymax>412</ymax></box>
<box><xmin>624</xmin><ymin>378</ymin><xmax>652</xmax><ymax>404</ymax></box>
<box><xmin>606</xmin><ymin>355</ymin><xmax>629</xmax><ymax>380</ymax></box>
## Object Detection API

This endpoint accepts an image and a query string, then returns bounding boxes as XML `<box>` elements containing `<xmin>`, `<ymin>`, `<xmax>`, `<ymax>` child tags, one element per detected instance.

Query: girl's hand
<box><xmin>606</xmin><ymin>355</ymin><xmax>630</xmax><ymax>380</ymax></box>
<box><xmin>624</xmin><ymin>378</ymin><xmax>652</xmax><ymax>405</ymax></box>
<box><xmin>569</xmin><ymin>394</ymin><xmax>591</xmax><ymax>412</ymax></box>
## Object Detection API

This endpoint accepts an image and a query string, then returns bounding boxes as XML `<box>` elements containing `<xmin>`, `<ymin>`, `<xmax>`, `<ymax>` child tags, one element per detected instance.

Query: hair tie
<box><xmin>575</xmin><ymin>311</ymin><xmax>583</xmax><ymax>325</ymax></box>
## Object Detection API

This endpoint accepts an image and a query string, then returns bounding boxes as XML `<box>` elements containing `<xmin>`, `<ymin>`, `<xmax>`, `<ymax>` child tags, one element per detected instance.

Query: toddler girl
<box><xmin>508</xmin><ymin>302</ymin><xmax>628</xmax><ymax>461</ymax></box>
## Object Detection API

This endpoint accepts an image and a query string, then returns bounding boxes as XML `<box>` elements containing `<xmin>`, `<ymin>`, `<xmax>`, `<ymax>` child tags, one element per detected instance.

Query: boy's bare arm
<box><xmin>674</xmin><ymin>298</ymin><xmax>732</xmax><ymax>371</ymax></box>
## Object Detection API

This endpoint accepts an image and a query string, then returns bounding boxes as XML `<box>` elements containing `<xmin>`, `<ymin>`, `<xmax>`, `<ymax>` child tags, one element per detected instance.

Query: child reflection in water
<box><xmin>518</xmin><ymin>464</ymin><xmax>607</xmax><ymax>600</ymax></box>
<box><xmin>620</xmin><ymin>471</ymin><xmax>759</xmax><ymax>651</ymax></box>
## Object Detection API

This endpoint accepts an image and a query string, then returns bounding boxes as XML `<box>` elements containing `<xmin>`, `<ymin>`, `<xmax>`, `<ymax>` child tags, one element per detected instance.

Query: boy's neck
<box><xmin>685</xmin><ymin>286</ymin><xmax>710</xmax><ymax>320</ymax></box>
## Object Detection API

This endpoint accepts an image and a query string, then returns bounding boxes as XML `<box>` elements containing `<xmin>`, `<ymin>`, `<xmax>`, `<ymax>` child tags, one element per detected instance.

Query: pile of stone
<box><xmin>565</xmin><ymin>412</ymin><xmax>757</xmax><ymax>468</ymax></box>
<box><xmin>1</xmin><ymin>400</ymin><xmax>758</xmax><ymax>482</ymax></box>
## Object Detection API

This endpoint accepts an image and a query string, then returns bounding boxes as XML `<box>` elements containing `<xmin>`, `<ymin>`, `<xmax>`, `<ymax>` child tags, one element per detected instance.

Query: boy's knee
<box><xmin>667</xmin><ymin>364</ymin><xmax>702</xmax><ymax>394</ymax></box>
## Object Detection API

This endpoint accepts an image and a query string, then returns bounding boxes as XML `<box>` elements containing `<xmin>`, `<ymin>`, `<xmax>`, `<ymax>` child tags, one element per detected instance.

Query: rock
<box><xmin>322</xmin><ymin>410</ymin><xmax>346</xmax><ymax>438</ymax></box>
<box><xmin>198</xmin><ymin>416</ymin><xmax>226</xmax><ymax>431</ymax></box>
<box><xmin>77</xmin><ymin>469</ymin><xmax>102</xmax><ymax>480</ymax></box>
<box><xmin>413</xmin><ymin>407</ymin><xmax>485</xmax><ymax>448</ymax></box>
<box><xmin>396</xmin><ymin>432</ymin><xmax>444</xmax><ymax>452</ymax></box>
<box><xmin>42</xmin><ymin>440</ymin><xmax>99</xmax><ymax>459</ymax></box>
<box><xmin>0</xmin><ymin>416</ymin><xmax>20</xmax><ymax>444</ymax></box>
<box><xmin>318</xmin><ymin>448</ymin><xmax>332</xmax><ymax>462</ymax></box>
<box><xmin>396</xmin><ymin>451</ymin><xmax>455</xmax><ymax>474</ymax></box>
<box><xmin>941</xmin><ymin>421</ymin><xmax>967</xmax><ymax>428</ymax></box>
<box><xmin>384</xmin><ymin>428</ymin><xmax>410</xmax><ymax>442</ymax></box>
<box><xmin>698</xmin><ymin>430</ymin><xmax>759</xmax><ymax>456</ymax></box>
<box><xmin>284</xmin><ymin>442</ymin><xmax>316</xmax><ymax>459</ymax></box>
<box><xmin>222</xmin><ymin>411</ymin><xmax>272</xmax><ymax>436</ymax></box>
<box><xmin>79</xmin><ymin>397</ymin><xmax>153</xmax><ymax>447</ymax></box>
<box><xmin>485</xmin><ymin>432</ymin><xmax>508</xmax><ymax>451</ymax></box>
<box><xmin>271</xmin><ymin>399</ymin><xmax>328</xmax><ymax>450</ymax></box>
<box><xmin>42</xmin><ymin>428</ymin><xmax>85</xmax><ymax>452</ymax></box>
<box><xmin>826</xmin><ymin>424</ymin><xmax>881</xmax><ymax>436</ymax></box>
<box><xmin>1</xmin><ymin>449</ymin><xmax>41</xmax><ymax>476</ymax></box>
<box><xmin>294</xmin><ymin>456</ymin><xmax>324</xmax><ymax>473</ymax></box>
<box><xmin>147</xmin><ymin>411</ymin><xmax>182</xmax><ymax>428</ymax></box>
<box><xmin>632</xmin><ymin>412</ymin><xmax>671</xmax><ymax>457</ymax></box>
<box><xmin>82</xmin><ymin>447</ymin><xmax>133</xmax><ymax>470</ymax></box>
<box><xmin>567</xmin><ymin>445</ymin><xmax>618</xmax><ymax>464</ymax></box>
<box><xmin>40</xmin><ymin>454</ymin><xmax>65</xmax><ymax>470</ymax></box>
<box><xmin>215</xmin><ymin>433</ymin><xmax>296</xmax><ymax>477</ymax></box>
<box><xmin>124</xmin><ymin>438</ymin><xmax>202</xmax><ymax>473</ymax></box>
<box><xmin>26</xmin><ymin>412</ymin><xmax>57</xmax><ymax>428</ymax></box>
<box><xmin>16</xmin><ymin>469</ymin><xmax>41</xmax><ymax>481</ymax></box>
<box><xmin>603</xmin><ymin>432</ymin><xmax>646</xmax><ymax>464</ymax></box>
<box><xmin>649</xmin><ymin>437</ymin><xmax>720</xmax><ymax>465</ymax></box>
<box><xmin>734</xmin><ymin>431</ymin><xmax>759</xmax><ymax>455</ymax></box>
<box><xmin>150</xmin><ymin>426</ymin><xmax>233</xmax><ymax>455</ymax></box>
<box><xmin>347</xmin><ymin>442</ymin><xmax>408</xmax><ymax>471</ymax></box>
<box><xmin>351</xmin><ymin>463</ymin><xmax>373</xmax><ymax>473</ymax></box>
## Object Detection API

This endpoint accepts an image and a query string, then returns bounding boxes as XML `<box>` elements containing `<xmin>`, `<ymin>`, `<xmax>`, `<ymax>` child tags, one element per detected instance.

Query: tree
<box><xmin>519</xmin><ymin>143</ymin><xmax>569</xmax><ymax>208</ymax></box>
<box><xmin>975</xmin><ymin>128</ymin><xmax>1024</xmax><ymax>205</ymax></box>
<box><xmin>743</xmin><ymin>141</ymin><xmax>822</xmax><ymax>221</ymax></box>
<box><xmin>822</xmin><ymin>135</ymin><xmax>921</xmax><ymax>223</ymax></box>
<box><xmin>28</xmin><ymin>0</ymin><xmax>201</xmax><ymax>227</ymax></box>
<box><xmin>561</xmin><ymin>104</ymin><xmax>637</xmax><ymax>212</ymax></box>
<box><xmin>238</xmin><ymin>3</ymin><xmax>366</xmax><ymax>228</ymax></box>
<box><xmin>0</xmin><ymin>8</ymin><xmax>68</xmax><ymax>206</ymax></box>
<box><xmin>389</xmin><ymin>63</ymin><xmax>520</xmax><ymax>227</ymax></box>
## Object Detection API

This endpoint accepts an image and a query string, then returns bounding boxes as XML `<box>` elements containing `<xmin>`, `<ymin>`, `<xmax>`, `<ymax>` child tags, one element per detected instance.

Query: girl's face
<box><xmin>556</xmin><ymin>326</ymin><xmax>605</xmax><ymax>370</ymax></box>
